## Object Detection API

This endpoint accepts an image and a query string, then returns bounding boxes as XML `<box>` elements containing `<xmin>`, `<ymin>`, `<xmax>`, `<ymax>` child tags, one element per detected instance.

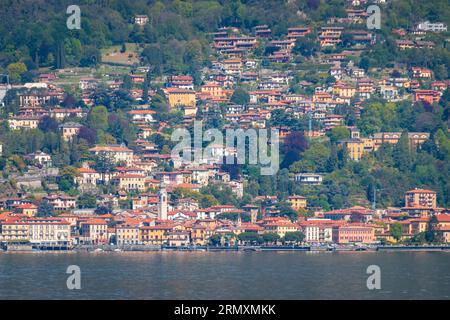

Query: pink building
<box><xmin>332</xmin><ymin>224</ymin><xmax>375</xmax><ymax>244</ymax></box>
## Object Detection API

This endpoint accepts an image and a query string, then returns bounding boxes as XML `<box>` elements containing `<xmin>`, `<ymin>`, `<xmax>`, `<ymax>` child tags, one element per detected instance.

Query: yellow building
<box><xmin>287</xmin><ymin>196</ymin><xmax>307</xmax><ymax>211</ymax></box>
<box><xmin>405</xmin><ymin>189</ymin><xmax>437</xmax><ymax>209</ymax></box>
<box><xmin>340</xmin><ymin>138</ymin><xmax>375</xmax><ymax>161</ymax></box>
<box><xmin>0</xmin><ymin>222</ymin><xmax>29</xmax><ymax>242</ymax></box>
<box><xmin>8</xmin><ymin>116</ymin><xmax>40</xmax><ymax>130</ymax></box>
<box><xmin>112</xmin><ymin>174</ymin><xmax>146</xmax><ymax>192</ymax></box>
<box><xmin>201</xmin><ymin>83</ymin><xmax>224</xmax><ymax>99</ymax></box>
<box><xmin>165</xmin><ymin>88</ymin><xmax>196</xmax><ymax>109</ymax></box>
<box><xmin>116</xmin><ymin>225</ymin><xmax>141</xmax><ymax>245</ymax></box>
<box><xmin>333</xmin><ymin>82</ymin><xmax>357</xmax><ymax>98</ymax></box>
<box><xmin>140</xmin><ymin>225</ymin><xmax>173</xmax><ymax>245</ymax></box>
<box><xmin>410</xmin><ymin>217</ymin><xmax>429</xmax><ymax>234</ymax></box>
<box><xmin>264</xmin><ymin>221</ymin><xmax>298</xmax><ymax>238</ymax></box>
<box><xmin>15</xmin><ymin>204</ymin><xmax>38</xmax><ymax>217</ymax></box>
<box><xmin>191</xmin><ymin>225</ymin><xmax>213</xmax><ymax>245</ymax></box>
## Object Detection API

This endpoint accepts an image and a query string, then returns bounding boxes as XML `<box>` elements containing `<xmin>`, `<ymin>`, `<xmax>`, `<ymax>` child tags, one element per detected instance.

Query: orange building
<box><xmin>332</xmin><ymin>224</ymin><xmax>375</xmax><ymax>244</ymax></box>
<box><xmin>165</xmin><ymin>88</ymin><xmax>196</xmax><ymax>108</ymax></box>
<box><xmin>15</xmin><ymin>203</ymin><xmax>38</xmax><ymax>217</ymax></box>
<box><xmin>287</xmin><ymin>196</ymin><xmax>307</xmax><ymax>211</ymax></box>
<box><xmin>80</xmin><ymin>219</ymin><xmax>108</xmax><ymax>244</ymax></box>
<box><xmin>200</xmin><ymin>82</ymin><xmax>225</xmax><ymax>99</ymax></box>
<box><xmin>435</xmin><ymin>215</ymin><xmax>450</xmax><ymax>243</ymax></box>
<box><xmin>60</xmin><ymin>122</ymin><xmax>82</xmax><ymax>141</ymax></box>
<box><xmin>333</xmin><ymin>82</ymin><xmax>357</xmax><ymax>98</ymax></box>
<box><xmin>414</xmin><ymin>90</ymin><xmax>441</xmax><ymax>104</ymax></box>
<box><xmin>405</xmin><ymin>189</ymin><xmax>437</xmax><ymax>209</ymax></box>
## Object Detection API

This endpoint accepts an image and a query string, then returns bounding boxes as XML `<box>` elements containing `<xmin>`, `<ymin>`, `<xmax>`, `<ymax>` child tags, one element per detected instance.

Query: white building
<box><xmin>134</xmin><ymin>15</ymin><xmax>149</xmax><ymax>26</ymax></box>
<box><xmin>43</xmin><ymin>195</ymin><xmax>76</xmax><ymax>211</ymax></box>
<box><xmin>128</xmin><ymin>109</ymin><xmax>156</xmax><ymax>123</ymax></box>
<box><xmin>294</xmin><ymin>173</ymin><xmax>323</xmax><ymax>185</ymax></box>
<box><xmin>301</xmin><ymin>221</ymin><xmax>333</xmax><ymax>243</ymax></box>
<box><xmin>29</xmin><ymin>151</ymin><xmax>52</xmax><ymax>166</ymax></box>
<box><xmin>416</xmin><ymin>21</ymin><xmax>448</xmax><ymax>32</ymax></box>
<box><xmin>0</xmin><ymin>218</ymin><xmax>71</xmax><ymax>245</ymax></box>
<box><xmin>89</xmin><ymin>145</ymin><xmax>134</xmax><ymax>166</ymax></box>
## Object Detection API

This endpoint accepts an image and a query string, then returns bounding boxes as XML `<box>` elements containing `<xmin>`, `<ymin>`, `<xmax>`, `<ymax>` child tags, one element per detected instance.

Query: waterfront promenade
<box><xmin>3</xmin><ymin>243</ymin><xmax>450</xmax><ymax>253</ymax></box>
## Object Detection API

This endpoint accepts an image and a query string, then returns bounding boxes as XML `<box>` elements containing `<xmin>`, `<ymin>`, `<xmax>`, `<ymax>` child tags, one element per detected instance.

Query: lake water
<box><xmin>0</xmin><ymin>251</ymin><xmax>449</xmax><ymax>300</ymax></box>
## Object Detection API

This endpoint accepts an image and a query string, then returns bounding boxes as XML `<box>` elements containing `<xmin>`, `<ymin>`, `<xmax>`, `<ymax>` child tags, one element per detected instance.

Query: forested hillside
<box><xmin>0</xmin><ymin>0</ymin><xmax>449</xmax><ymax>211</ymax></box>
<box><xmin>1</xmin><ymin>0</ymin><xmax>449</xmax><ymax>77</ymax></box>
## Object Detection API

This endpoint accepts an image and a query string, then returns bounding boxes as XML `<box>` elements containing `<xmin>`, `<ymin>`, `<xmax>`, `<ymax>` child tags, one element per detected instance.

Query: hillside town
<box><xmin>0</xmin><ymin>187</ymin><xmax>449</xmax><ymax>249</ymax></box>
<box><xmin>0</xmin><ymin>0</ymin><xmax>449</xmax><ymax>251</ymax></box>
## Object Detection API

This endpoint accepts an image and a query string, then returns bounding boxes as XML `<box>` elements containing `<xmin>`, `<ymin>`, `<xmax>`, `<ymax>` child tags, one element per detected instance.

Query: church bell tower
<box><xmin>158</xmin><ymin>182</ymin><xmax>168</xmax><ymax>220</ymax></box>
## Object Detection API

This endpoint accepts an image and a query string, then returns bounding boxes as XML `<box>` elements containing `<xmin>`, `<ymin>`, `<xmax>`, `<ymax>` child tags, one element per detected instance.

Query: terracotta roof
<box><xmin>113</xmin><ymin>174</ymin><xmax>146</xmax><ymax>179</ymax></box>
<box><xmin>78</xmin><ymin>168</ymin><xmax>98</xmax><ymax>174</ymax></box>
<box><xmin>89</xmin><ymin>145</ymin><xmax>132</xmax><ymax>152</ymax></box>
<box><xmin>406</xmin><ymin>189</ymin><xmax>436</xmax><ymax>194</ymax></box>
<box><xmin>436</xmin><ymin>214</ymin><xmax>450</xmax><ymax>222</ymax></box>
<box><xmin>128</xmin><ymin>109</ymin><xmax>156</xmax><ymax>115</ymax></box>
<box><xmin>16</xmin><ymin>203</ymin><xmax>38</xmax><ymax>209</ymax></box>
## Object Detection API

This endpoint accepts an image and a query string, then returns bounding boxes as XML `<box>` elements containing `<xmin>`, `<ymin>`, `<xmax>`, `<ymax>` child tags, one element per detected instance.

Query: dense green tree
<box><xmin>95</xmin><ymin>206</ymin><xmax>110</xmax><ymax>215</ymax></box>
<box><xmin>292</xmin><ymin>33</ymin><xmax>319</xmax><ymax>57</ymax></box>
<box><xmin>281</xmin><ymin>131</ymin><xmax>308</xmax><ymax>169</ymax></box>
<box><xmin>328</xmin><ymin>126</ymin><xmax>350</xmax><ymax>144</ymax></box>
<box><xmin>87</xmin><ymin>106</ymin><xmax>109</xmax><ymax>132</ymax></box>
<box><xmin>38</xmin><ymin>116</ymin><xmax>59</xmax><ymax>133</ymax></box>
<box><xmin>425</xmin><ymin>215</ymin><xmax>442</xmax><ymax>243</ymax></box>
<box><xmin>122</xmin><ymin>75</ymin><xmax>133</xmax><ymax>91</ymax></box>
<box><xmin>209</xmin><ymin>234</ymin><xmax>222</xmax><ymax>246</ymax></box>
<box><xmin>230</xmin><ymin>88</ymin><xmax>250</xmax><ymax>105</ymax></box>
<box><xmin>58</xmin><ymin>166</ymin><xmax>78</xmax><ymax>192</ymax></box>
<box><xmin>7</xmin><ymin>62</ymin><xmax>27</xmax><ymax>83</ymax></box>
<box><xmin>390</xmin><ymin>223</ymin><xmax>403</xmax><ymax>241</ymax></box>
<box><xmin>78</xmin><ymin>193</ymin><xmax>97</xmax><ymax>209</ymax></box>
<box><xmin>392</xmin><ymin>132</ymin><xmax>414</xmax><ymax>173</ymax></box>
<box><xmin>262</xmin><ymin>232</ymin><xmax>280</xmax><ymax>244</ymax></box>
<box><xmin>237</xmin><ymin>232</ymin><xmax>263</xmax><ymax>245</ymax></box>
<box><xmin>276</xmin><ymin>201</ymin><xmax>298</xmax><ymax>221</ymax></box>
<box><xmin>284</xmin><ymin>231</ymin><xmax>305</xmax><ymax>244</ymax></box>
<box><xmin>37</xmin><ymin>200</ymin><xmax>54</xmax><ymax>217</ymax></box>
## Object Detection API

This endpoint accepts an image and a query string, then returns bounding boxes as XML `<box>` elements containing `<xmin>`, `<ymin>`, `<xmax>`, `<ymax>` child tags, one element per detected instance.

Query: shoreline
<box><xmin>2</xmin><ymin>245</ymin><xmax>450</xmax><ymax>253</ymax></box>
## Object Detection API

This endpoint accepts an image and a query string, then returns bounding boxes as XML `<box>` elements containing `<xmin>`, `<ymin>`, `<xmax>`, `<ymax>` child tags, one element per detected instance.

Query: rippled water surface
<box><xmin>0</xmin><ymin>251</ymin><xmax>449</xmax><ymax>299</ymax></box>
